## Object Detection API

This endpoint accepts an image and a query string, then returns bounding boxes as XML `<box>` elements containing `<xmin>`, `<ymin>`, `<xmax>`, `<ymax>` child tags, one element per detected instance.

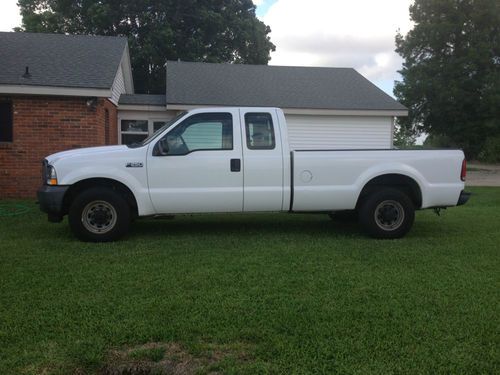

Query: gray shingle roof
<box><xmin>0</xmin><ymin>32</ymin><xmax>127</xmax><ymax>89</ymax></box>
<box><xmin>119</xmin><ymin>94</ymin><xmax>166</xmax><ymax>106</ymax></box>
<box><xmin>166</xmin><ymin>61</ymin><xmax>406</xmax><ymax>111</ymax></box>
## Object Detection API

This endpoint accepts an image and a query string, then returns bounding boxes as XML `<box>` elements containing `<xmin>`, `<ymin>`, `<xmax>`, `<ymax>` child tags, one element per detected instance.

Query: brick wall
<box><xmin>0</xmin><ymin>95</ymin><xmax>118</xmax><ymax>198</ymax></box>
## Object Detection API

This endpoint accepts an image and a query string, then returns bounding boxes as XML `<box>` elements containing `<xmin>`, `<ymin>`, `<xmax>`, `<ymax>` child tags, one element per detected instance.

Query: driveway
<box><xmin>466</xmin><ymin>163</ymin><xmax>500</xmax><ymax>187</ymax></box>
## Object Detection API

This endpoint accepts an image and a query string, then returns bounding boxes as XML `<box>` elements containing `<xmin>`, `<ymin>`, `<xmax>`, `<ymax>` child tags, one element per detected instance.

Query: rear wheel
<box><xmin>68</xmin><ymin>187</ymin><xmax>131</xmax><ymax>242</ymax></box>
<box><xmin>359</xmin><ymin>188</ymin><xmax>415</xmax><ymax>239</ymax></box>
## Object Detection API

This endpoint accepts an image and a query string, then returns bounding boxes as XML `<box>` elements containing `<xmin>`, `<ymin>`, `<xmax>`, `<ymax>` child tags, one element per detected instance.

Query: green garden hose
<box><xmin>0</xmin><ymin>203</ymin><xmax>32</xmax><ymax>217</ymax></box>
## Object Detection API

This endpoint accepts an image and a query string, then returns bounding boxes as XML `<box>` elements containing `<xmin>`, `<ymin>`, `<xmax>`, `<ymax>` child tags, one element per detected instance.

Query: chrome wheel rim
<box><xmin>81</xmin><ymin>200</ymin><xmax>117</xmax><ymax>234</ymax></box>
<box><xmin>374</xmin><ymin>200</ymin><xmax>405</xmax><ymax>231</ymax></box>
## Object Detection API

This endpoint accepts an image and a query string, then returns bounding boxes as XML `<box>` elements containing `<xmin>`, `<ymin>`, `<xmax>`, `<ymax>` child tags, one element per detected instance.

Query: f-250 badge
<box><xmin>126</xmin><ymin>162</ymin><xmax>143</xmax><ymax>168</ymax></box>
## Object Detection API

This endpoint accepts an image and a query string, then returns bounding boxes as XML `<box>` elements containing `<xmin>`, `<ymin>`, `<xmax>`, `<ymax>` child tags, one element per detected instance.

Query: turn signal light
<box><xmin>46</xmin><ymin>165</ymin><xmax>58</xmax><ymax>185</ymax></box>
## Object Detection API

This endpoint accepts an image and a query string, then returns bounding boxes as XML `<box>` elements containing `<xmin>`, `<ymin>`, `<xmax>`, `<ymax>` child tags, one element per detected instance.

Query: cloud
<box><xmin>253</xmin><ymin>0</ymin><xmax>265</xmax><ymax>6</ymax></box>
<box><xmin>263</xmin><ymin>0</ymin><xmax>413</xmax><ymax>90</ymax></box>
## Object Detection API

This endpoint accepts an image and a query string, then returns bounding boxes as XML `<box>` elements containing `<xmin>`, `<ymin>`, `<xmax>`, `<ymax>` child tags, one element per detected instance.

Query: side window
<box><xmin>0</xmin><ymin>101</ymin><xmax>13</xmax><ymax>142</ymax></box>
<box><xmin>245</xmin><ymin>113</ymin><xmax>275</xmax><ymax>150</ymax></box>
<box><xmin>157</xmin><ymin>112</ymin><xmax>233</xmax><ymax>156</ymax></box>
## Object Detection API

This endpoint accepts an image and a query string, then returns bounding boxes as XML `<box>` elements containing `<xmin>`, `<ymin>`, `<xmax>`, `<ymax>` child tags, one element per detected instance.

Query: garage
<box><xmin>285</xmin><ymin>114</ymin><xmax>393</xmax><ymax>150</ymax></box>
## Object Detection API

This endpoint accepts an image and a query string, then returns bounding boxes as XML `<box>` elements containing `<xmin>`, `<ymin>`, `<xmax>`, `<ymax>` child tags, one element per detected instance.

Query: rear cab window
<box><xmin>245</xmin><ymin>113</ymin><xmax>275</xmax><ymax>150</ymax></box>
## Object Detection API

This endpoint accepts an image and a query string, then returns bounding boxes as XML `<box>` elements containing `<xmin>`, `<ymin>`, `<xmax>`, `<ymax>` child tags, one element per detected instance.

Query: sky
<box><xmin>0</xmin><ymin>0</ymin><xmax>413</xmax><ymax>97</ymax></box>
<box><xmin>0</xmin><ymin>0</ymin><xmax>21</xmax><ymax>32</ymax></box>
<box><xmin>255</xmin><ymin>0</ymin><xmax>414</xmax><ymax>97</ymax></box>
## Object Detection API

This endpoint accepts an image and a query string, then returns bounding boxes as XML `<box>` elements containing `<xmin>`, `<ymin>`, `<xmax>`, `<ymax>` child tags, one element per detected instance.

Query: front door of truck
<box><xmin>147</xmin><ymin>109</ymin><xmax>243</xmax><ymax>213</ymax></box>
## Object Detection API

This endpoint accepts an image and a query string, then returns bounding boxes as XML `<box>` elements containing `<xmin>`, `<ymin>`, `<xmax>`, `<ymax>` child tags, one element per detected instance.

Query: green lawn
<box><xmin>0</xmin><ymin>187</ymin><xmax>499</xmax><ymax>374</ymax></box>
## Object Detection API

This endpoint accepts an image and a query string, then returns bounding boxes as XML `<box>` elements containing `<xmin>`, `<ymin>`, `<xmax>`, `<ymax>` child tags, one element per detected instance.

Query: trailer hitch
<box><xmin>433</xmin><ymin>207</ymin><xmax>446</xmax><ymax>216</ymax></box>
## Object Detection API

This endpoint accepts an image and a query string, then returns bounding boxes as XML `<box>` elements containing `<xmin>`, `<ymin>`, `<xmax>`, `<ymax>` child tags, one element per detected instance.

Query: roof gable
<box><xmin>166</xmin><ymin>61</ymin><xmax>406</xmax><ymax>112</ymax></box>
<box><xmin>0</xmin><ymin>32</ymin><xmax>128</xmax><ymax>91</ymax></box>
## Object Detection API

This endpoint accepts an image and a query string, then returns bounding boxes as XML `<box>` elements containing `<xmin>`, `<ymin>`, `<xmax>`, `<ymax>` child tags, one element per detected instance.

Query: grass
<box><xmin>0</xmin><ymin>187</ymin><xmax>499</xmax><ymax>374</ymax></box>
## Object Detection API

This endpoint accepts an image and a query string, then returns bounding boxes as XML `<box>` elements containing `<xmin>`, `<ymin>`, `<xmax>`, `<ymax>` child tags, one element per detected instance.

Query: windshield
<box><xmin>127</xmin><ymin>111</ymin><xmax>187</xmax><ymax>148</ymax></box>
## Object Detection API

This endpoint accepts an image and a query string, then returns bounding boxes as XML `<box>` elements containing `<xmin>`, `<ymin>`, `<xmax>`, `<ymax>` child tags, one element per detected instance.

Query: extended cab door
<box><xmin>240</xmin><ymin>109</ymin><xmax>284</xmax><ymax>211</ymax></box>
<box><xmin>147</xmin><ymin>109</ymin><xmax>243</xmax><ymax>213</ymax></box>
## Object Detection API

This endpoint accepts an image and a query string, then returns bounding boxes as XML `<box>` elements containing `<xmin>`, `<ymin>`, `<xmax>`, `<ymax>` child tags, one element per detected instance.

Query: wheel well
<box><xmin>357</xmin><ymin>174</ymin><xmax>422</xmax><ymax>209</ymax></box>
<box><xmin>62</xmin><ymin>178</ymin><xmax>139</xmax><ymax>217</ymax></box>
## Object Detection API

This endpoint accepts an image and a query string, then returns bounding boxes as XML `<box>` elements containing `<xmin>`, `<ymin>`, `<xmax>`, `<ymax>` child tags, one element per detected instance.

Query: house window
<box><xmin>245</xmin><ymin>113</ymin><xmax>275</xmax><ymax>150</ymax></box>
<box><xmin>0</xmin><ymin>101</ymin><xmax>13</xmax><ymax>142</ymax></box>
<box><xmin>120</xmin><ymin>119</ymin><xmax>148</xmax><ymax>144</ymax></box>
<box><xmin>120</xmin><ymin>119</ymin><xmax>171</xmax><ymax>145</ymax></box>
<box><xmin>153</xmin><ymin>121</ymin><xmax>167</xmax><ymax>132</ymax></box>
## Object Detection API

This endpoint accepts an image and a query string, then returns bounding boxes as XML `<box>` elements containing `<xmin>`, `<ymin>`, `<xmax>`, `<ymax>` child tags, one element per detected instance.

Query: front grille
<box><xmin>41</xmin><ymin>159</ymin><xmax>48</xmax><ymax>185</ymax></box>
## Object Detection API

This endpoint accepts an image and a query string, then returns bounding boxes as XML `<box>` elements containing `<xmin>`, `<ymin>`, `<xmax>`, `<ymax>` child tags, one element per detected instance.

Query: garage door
<box><xmin>285</xmin><ymin>115</ymin><xmax>392</xmax><ymax>150</ymax></box>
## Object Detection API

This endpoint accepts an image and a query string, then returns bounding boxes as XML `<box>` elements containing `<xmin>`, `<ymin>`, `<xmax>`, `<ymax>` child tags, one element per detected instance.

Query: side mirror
<box><xmin>154</xmin><ymin>139</ymin><xmax>169</xmax><ymax>156</ymax></box>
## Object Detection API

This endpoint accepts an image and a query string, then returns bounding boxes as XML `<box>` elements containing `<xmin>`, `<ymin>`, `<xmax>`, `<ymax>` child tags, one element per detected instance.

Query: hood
<box><xmin>46</xmin><ymin>145</ymin><xmax>129</xmax><ymax>165</ymax></box>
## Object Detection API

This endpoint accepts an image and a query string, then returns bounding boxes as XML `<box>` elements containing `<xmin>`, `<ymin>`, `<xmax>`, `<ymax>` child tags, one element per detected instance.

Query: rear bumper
<box><xmin>37</xmin><ymin>185</ymin><xmax>69</xmax><ymax>222</ymax></box>
<box><xmin>457</xmin><ymin>190</ymin><xmax>471</xmax><ymax>206</ymax></box>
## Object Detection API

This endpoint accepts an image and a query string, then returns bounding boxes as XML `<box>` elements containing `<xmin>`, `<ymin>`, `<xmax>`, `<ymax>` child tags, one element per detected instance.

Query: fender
<box><xmin>355</xmin><ymin>163</ymin><xmax>428</xmax><ymax>201</ymax></box>
<box><xmin>351</xmin><ymin>156</ymin><xmax>464</xmax><ymax>209</ymax></box>
<box><xmin>353</xmin><ymin>162</ymin><xmax>427</xmax><ymax>206</ymax></box>
<box><xmin>61</xmin><ymin>167</ymin><xmax>155</xmax><ymax>216</ymax></box>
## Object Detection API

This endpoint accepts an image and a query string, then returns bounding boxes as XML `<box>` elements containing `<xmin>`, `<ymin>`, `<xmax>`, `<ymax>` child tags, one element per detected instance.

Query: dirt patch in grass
<box><xmin>100</xmin><ymin>342</ymin><xmax>251</xmax><ymax>375</ymax></box>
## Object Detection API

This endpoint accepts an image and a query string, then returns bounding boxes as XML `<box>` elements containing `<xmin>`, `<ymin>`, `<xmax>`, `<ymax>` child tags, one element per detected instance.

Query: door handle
<box><xmin>230</xmin><ymin>158</ymin><xmax>241</xmax><ymax>172</ymax></box>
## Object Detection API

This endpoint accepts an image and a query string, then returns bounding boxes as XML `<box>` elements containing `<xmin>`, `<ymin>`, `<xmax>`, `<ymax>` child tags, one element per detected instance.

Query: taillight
<box><xmin>460</xmin><ymin>159</ymin><xmax>467</xmax><ymax>181</ymax></box>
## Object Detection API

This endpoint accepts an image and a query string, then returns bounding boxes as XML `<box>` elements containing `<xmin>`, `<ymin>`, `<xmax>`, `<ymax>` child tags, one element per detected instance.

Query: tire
<box><xmin>68</xmin><ymin>187</ymin><xmax>131</xmax><ymax>242</ymax></box>
<box><xmin>328</xmin><ymin>210</ymin><xmax>358</xmax><ymax>223</ymax></box>
<box><xmin>358</xmin><ymin>188</ymin><xmax>415</xmax><ymax>239</ymax></box>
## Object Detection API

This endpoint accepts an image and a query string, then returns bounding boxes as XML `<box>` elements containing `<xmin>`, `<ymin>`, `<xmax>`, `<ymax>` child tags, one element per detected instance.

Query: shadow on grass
<box><xmin>22</xmin><ymin>214</ymin><xmax>364</xmax><ymax>248</ymax></box>
<box><xmin>127</xmin><ymin>214</ymin><xmax>359</xmax><ymax>238</ymax></box>
<box><xmin>33</xmin><ymin>210</ymin><xmax>464</xmax><ymax>245</ymax></box>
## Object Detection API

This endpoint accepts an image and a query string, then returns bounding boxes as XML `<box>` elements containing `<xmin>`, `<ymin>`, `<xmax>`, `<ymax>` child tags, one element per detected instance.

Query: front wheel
<box><xmin>358</xmin><ymin>188</ymin><xmax>415</xmax><ymax>239</ymax></box>
<box><xmin>68</xmin><ymin>187</ymin><xmax>131</xmax><ymax>242</ymax></box>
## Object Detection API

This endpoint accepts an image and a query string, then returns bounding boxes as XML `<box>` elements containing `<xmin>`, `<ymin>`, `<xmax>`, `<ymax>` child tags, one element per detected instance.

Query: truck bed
<box><xmin>291</xmin><ymin>149</ymin><xmax>465</xmax><ymax>211</ymax></box>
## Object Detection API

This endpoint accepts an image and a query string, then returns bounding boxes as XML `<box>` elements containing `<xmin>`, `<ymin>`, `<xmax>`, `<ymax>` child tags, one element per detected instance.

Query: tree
<box><xmin>393</xmin><ymin>119</ymin><xmax>417</xmax><ymax>148</ymax></box>
<box><xmin>18</xmin><ymin>0</ymin><xmax>275</xmax><ymax>94</ymax></box>
<box><xmin>394</xmin><ymin>0</ymin><xmax>500</xmax><ymax>158</ymax></box>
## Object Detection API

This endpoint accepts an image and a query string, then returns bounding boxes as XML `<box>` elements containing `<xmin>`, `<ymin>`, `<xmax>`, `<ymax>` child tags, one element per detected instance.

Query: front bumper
<box><xmin>37</xmin><ymin>185</ymin><xmax>69</xmax><ymax>222</ymax></box>
<box><xmin>457</xmin><ymin>190</ymin><xmax>471</xmax><ymax>206</ymax></box>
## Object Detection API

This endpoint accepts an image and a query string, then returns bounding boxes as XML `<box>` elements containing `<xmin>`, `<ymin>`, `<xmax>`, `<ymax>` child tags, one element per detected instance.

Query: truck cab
<box><xmin>145</xmin><ymin>108</ymin><xmax>289</xmax><ymax>213</ymax></box>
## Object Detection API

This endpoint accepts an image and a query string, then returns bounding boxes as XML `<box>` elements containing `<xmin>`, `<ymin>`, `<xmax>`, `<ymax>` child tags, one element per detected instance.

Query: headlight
<box><xmin>47</xmin><ymin>165</ymin><xmax>58</xmax><ymax>185</ymax></box>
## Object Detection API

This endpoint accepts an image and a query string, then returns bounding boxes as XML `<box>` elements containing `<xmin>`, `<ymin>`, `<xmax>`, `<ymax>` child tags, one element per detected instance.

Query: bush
<box><xmin>478</xmin><ymin>136</ymin><xmax>500</xmax><ymax>163</ymax></box>
<box><xmin>423</xmin><ymin>134</ymin><xmax>457</xmax><ymax>148</ymax></box>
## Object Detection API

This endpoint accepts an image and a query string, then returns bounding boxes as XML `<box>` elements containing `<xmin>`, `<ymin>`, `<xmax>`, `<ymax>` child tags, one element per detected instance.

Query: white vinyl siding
<box><xmin>285</xmin><ymin>115</ymin><xmax>392</xmax><ymax>150</ymax></box>
<box><xmin>110</xmin><ymin>65</ymin><xmax>126</xmax><ymax>105</ymax></box>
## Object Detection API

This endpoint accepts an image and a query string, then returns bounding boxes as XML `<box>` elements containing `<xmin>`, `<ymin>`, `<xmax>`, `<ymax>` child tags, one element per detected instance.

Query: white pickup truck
<box><xmin>37</xmin><ymin>107</ymin><xmax>470</xmax><ymax>241</ymax></box>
